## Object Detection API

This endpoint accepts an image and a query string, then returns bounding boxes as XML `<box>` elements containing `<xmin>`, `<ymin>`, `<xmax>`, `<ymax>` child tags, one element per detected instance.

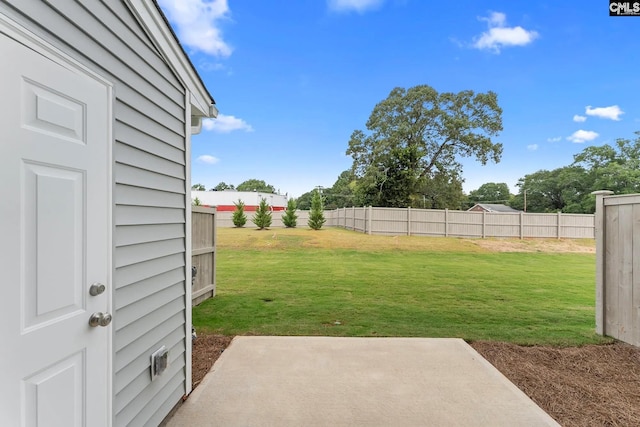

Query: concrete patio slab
<box><xmin>167</xmin><ymin>337</ymin><xmax>559</xmax><ymax>426</ymax></box>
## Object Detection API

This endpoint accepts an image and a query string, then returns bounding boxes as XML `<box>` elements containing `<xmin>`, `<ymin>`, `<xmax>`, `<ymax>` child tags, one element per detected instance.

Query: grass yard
<box><xmin>193</xmin><ymin>227</ymin><xmax>608</xmax><ymax>346</ymax></box>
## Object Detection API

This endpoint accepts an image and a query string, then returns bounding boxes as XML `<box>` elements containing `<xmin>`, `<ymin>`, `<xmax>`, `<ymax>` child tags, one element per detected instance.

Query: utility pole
<box><xmin>524</xmin><ymin>189</ymin><xmax>527</xmax><ymax>212</ymax></box>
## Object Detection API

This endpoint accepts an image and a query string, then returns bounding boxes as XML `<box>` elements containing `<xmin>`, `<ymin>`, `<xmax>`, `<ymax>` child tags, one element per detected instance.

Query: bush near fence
<box><xmin>216</xmin><ymin>207</ymin><xmax>594</xmax><ymax>239</ymax></box>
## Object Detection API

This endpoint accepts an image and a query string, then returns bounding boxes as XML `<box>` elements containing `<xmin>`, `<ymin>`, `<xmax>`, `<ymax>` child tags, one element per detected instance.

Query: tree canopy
<box><xmin>346</xmin><ymin>85</ymin><xmax>503</xmax><ymax>207</ymax></box>
<box><xmin>510</xmin><ymin>132</ymin><xmax>640</xmax><ymax>213</ymax></box>
<box><xmin>212</xmin><ymin>182</ymin><xmax>235</xmax><ymax>191</ymax></box>
<box><xmin>324</xmin><ymin>170</ymin><xmax>358</xmax><ymax>209</ymax></box>
<box><xmin>236</xmin><ymin>179</ymin><xmax>276</xmax><ymax>193</ymax></box>
<box><xmin>468</xmin><ymin>182</ymin><xmax>511</xmax><ymax>205</ymax></box>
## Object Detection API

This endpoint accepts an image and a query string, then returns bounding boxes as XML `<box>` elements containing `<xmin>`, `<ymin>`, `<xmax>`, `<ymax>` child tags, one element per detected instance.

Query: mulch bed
<box><xmin>192</xmin><ymin>334</ymin><xmax>234</xmax><ymax>389</ymax></box>
<box><xmin>192</xmin><ymin>334</ymin><xmax>640</xmax><ymax>426</ymax></box>
<box><xmin>471</xmin><ymin>341</ymin><xmax>640</xmax><ymax>427</ymax></box>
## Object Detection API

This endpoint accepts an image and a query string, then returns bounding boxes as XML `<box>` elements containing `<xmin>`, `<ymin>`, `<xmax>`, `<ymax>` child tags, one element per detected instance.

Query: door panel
<box><xmin>0</xmin><ymin>33</ymin><xmax>110</xmax><ymax>427</ymax></box>
<box><xmin>24</xmin><ymin>163</ymin><xmax>84</xmax><ymax>328</ymax></box>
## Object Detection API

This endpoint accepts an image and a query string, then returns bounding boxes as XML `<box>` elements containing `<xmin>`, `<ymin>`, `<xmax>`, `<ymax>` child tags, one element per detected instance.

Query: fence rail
<box><xmin>191</xmin><ymin>206</ymin><xmax>216</xmax><ymax>305</ymax></box>
<box><xmin>215</xmin><ymin>207</ymin><xmax>594</xmax><ymax>239</ymax></box>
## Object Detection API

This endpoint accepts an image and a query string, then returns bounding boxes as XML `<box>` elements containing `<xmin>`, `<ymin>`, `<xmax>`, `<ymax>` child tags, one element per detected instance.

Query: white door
<box><xmin>0</xmin><ymin>32</ymin><xmax>111</xmax><ymax>426</ymax></box>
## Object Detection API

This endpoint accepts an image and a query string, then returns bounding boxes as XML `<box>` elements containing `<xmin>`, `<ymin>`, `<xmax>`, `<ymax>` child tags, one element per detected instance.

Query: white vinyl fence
<box><xmin>216</xmin><ymin>207</ymin><xmax>594</xmax><ymax>239</ymax></box>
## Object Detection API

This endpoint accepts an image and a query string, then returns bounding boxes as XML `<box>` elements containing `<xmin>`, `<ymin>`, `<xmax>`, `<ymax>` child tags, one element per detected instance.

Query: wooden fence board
<box><xmin>191</xmin><ymin>206</ymin><xmax>216</xmax><ymax>305</ymax></box>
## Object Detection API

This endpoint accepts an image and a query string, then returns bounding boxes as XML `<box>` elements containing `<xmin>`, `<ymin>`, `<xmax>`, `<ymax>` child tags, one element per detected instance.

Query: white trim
<box><xmin>0</xmin><ymin>14</ymin><xmax>115</xmax><ymax>427</ymax></box>
<box><xmin>124</xmin><ymin>0</ymin><xmax>214</xmax><ymax>118</ymax></box>
<box><xmin>184</xmin><ymin>92</ymin><xmax>193</xmax><ymax>396</ymax></box>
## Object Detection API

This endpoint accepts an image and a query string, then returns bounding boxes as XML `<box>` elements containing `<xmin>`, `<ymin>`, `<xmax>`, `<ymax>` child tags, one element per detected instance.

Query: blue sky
<box><xmin>159</xmin><ymin>0</ymin><xmax>640</xmax><ymax>198</ymax></box>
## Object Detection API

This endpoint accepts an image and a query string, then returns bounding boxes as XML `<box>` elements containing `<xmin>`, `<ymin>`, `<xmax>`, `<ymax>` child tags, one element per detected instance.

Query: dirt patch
<box><xmin>192</xmin><ymin>334</ymin><xmax>640</xmax><ymax>426</ymax></box>
<box><xmin>471</xmin><ymin>238</ymin><xmax>595</xmax><ymax>253</ymax></box>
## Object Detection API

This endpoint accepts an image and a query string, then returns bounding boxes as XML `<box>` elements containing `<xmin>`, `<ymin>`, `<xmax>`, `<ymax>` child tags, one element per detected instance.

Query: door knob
<box><xmin>89</xmin><ymin>283</ymin><xmax>106</xmax><ymax>296</ymax></box>
<box><xmin>89</xmin><ymin>312</ymin><xmax>112</xmax><ymax>327</ymax></box>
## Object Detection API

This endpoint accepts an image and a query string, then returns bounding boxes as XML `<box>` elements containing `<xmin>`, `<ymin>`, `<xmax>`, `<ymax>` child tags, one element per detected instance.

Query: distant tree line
<box><xmin>192</xmin><ymin>179</ymin><xmax>278</xmax><ymax>194</ymax></box>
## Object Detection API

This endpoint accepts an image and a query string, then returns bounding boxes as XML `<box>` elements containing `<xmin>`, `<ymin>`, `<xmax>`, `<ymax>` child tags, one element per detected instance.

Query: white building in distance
<box><xmin>192</xmin><ymin>190</ymin><xmax>288</xmax><ymax>211</ymax></box>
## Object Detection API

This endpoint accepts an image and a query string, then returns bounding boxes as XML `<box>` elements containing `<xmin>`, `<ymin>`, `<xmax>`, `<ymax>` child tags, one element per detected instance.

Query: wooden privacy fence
<box><xmin>325</xmin><ymin>207</ymin><xmax>595</xmax><ymax>239</ymax></box>
<box><xmin>594</xmin><ymin>191</ymin><xmax>640</xmax><ymax>346</ymax></box>
<box><xmin>191</xmin><ymin>206</ymin><xmax>216</xmax><ymax>305</ymax></box>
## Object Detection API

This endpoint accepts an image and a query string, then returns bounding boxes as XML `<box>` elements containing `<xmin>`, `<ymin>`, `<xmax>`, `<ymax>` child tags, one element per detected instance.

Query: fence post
<box><xmin>368</xmin><ymin>206</ymin><xmax>373</xmax><ymax>235</ymax></box>
<box><xmin>482</xmin><ymin>210</ymin><xmax>486</xmax><ymax>238</ymax></box>
<box><xmin>557</xmin><ymin>211</ymin><xmax>562</xmax><ymax>239</ymax></box>
<box><xmin>407</xmin><ymin>207</ymin><xmax>411</xmax><ymax>236</ymax></box>
<box><xmin>352</xmin><ymin>206</ymin><xmax>356</xmax><ymax>231</ymax></box>
<box><xmin>344</xmin><ymin>207</ymin><xmax>347</xmax><ymax>229</ymax></box>
<box><xmin>444</xmin><ymin>208</ymin><xmax>449</xmax><ymax>237</ymax></box>
<box><xmin>519</xmin><ymin>211</ymin><xmax>524</xmax><ymax>239</ymax></box>
<box><xmin>592</xmin><ymin>190</ymin><xmax>613</xmax><ymax>335</ymax></box>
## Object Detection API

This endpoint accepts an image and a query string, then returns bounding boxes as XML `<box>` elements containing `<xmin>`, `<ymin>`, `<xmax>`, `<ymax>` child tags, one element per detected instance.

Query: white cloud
<box><xmin>198</xmin><ymin>61</ymin><xmax>225</xmax><ymax>72</ymax></box>
<box><xmin>327</xmin><ymin>0</ymin><xmax>383</xmax><ymax>13</ymax></box>
<box><xmin>527</xmin><ymin>144</ymin><xmax>538</xmax><ymax>151</ymax></box>
<box><xmin>573</xmin><ymin>115</ymin><xmax>587</xmax><ymax>122</ymax></box>
<box><xmin>473</xmin><ymin>12</ymin><xmax>538</xmax><ymax>53</ymax></box>
<box><xmin>547</xmin><ymin>137</ymin><xmax>561</xmax><ymax>142</ymax></box>
<box><xmin>197</xmin><ymin>154</ymin><xmax>219</xmax><ymax>164</ymax></box>
<box><xmin>585</xmin><ymin>105</ymin><xmax>624</xmax><ymax>121</ymax></box>
<box><xmin>567</xmin><ymin>130</ymin><xmax>599</xmax><ymax>143</ymax></box>
<box><xmin>158</xmin><ymin>0</ymin><xmax>232</xmax><ymax>57</ymax></box>
<box><xmin>202</xmin><ymin>114</ymin><xmax>253</xmax><ymax>133</ymax></box>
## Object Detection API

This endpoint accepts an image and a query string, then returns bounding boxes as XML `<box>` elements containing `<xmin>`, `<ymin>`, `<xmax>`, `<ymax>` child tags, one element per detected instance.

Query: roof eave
<box><xmin>124</xmin><ymin>0</ymin><xmax>216</xmax><ymax>118</ymax></box>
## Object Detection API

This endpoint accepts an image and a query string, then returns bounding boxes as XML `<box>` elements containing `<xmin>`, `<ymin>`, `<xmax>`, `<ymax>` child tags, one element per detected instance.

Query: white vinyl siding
<box><xmin>1</xmin><ymin>1</ymin><xmax>191</xmax><ymax>425</ymax></box>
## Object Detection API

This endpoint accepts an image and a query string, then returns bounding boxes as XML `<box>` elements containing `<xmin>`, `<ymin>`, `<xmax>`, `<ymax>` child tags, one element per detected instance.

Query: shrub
<box><xmin>282</xmin><ymin>198</ymin><xmax>298</xmax><ymax>228</ymax></box>
<box><xmin>232</xmin><ymin>199</ymin><xmax>247</xmax><ymax>227</ymax></box>
<box><xmin>252</xmin><ymin>197</ymin><xmax>273</xmax><ymax>230</ymax></box>
<box><xmin>308</xmin><ymin>189</ymin><xmax>326</xmax><ymax>230</ymax></box>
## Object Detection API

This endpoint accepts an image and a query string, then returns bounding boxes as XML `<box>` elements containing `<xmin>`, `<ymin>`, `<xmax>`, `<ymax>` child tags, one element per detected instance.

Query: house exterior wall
<box><xmin>0</xmin><ymin>1</ymin><xmax>190</xmax><ymax>425</ymax></box>
<box><xmin>468</xmin><ymin>205</ymin><xmax>487</xmax><ymax>212</ymax></box>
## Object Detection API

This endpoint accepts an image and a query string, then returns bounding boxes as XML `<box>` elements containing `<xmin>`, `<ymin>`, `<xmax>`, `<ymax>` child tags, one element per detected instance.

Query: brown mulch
<box><xmin>471</xmin><ymin>341</ymin><xmax>640</xmax><ymax>427</ymax></box>
<box><xmin>192</xmin><ymin>334</ymin><xmax>234</xmax><ymax>389</ymax></box>
<box><xmin>192</xmin><ymin>334</ymin><xmax>640</xmax><ymax>427</ymax></box>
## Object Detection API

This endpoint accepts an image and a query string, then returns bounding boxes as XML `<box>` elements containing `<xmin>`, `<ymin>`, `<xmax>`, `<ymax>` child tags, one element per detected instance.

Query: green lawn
<box><xmin>193</xmin><ymin>228</ymin><xmax>608</xmax><ymax>346</ymax></box>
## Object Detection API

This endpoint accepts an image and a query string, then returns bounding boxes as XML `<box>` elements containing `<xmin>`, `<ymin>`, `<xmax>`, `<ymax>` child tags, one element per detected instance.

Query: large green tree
<box><xmin>191</xmin><ymin>183</ymin><xmax>206</xmax><ymax>191</ymax></box>
<box><xmin>237</xmin><ymin>179</ymin><xmax>276</xmax><ymax>193</ymax></box>
<box><xmin>346</xmin><ymin>85</ymin><xmax>503</xmax><ymax>207</ymax></box>
<box><xmin>324</xmin><ymin>170</ymin><xmax>357</xmax><ymax>209</ymax></box>
<box><xmin>418</xmin><ymin>170</ymin><xmax>465</xmax><ymax>209</ymax></box>
<box><xmin>511</xmin><ymin>132</ymin><xmax>640</xmax><ymax>213</ymax></box>
<box><xmin>468</xmin><ymin>182</ymin><xmax>511</xmax><ymax>205</ymax></box>
<box><xmin>573</xmin><ymin>133</ymin><xmax>640</xmax><ymax>195</ymax></box>
<box><xmin>510</xmin><ymin>167</ymin><xmax>590</xmax><ymax>213</ymax></box>
<box><xmin>296</xmin><ymin>191</ymin><xmax>313</xmax><ymax>210</ymax></box>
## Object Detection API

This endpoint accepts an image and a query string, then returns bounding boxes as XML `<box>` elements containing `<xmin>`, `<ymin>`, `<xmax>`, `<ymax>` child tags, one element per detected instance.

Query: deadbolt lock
<box><xmin>89</xmin><ymin>283</ymin><xmax>106</xmax><ymax>296</ymax></box>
